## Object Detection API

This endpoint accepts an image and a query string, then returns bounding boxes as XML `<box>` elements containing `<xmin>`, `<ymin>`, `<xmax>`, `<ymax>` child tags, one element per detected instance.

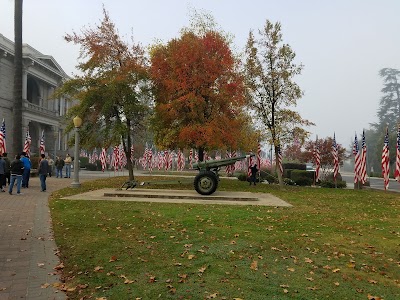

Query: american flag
<box><xmin>247</xmin><ymin>154</ymin><xmax>253</xmax><ymax>177</ymax></box>
<box><xmin>257</xmin><ymin>143</ymin><xmax>261</xmax><ymax>170</ymax></box>
<box><xmin>276</xmin><ymin>144</ymin><xmax>283</xmax><ymax>175</ymax></box>
<box><xmin>395</xmin><ymin>125</ymin><xmax>400</xmax><ymax>182</ymax></box>
<box><xmin>112</xmin><ymin>146</ymin><xmax>119</xmax><ymax>171</ymax></box>
<box><xmin>164</xmin><ymin>150</ymin><xmax>170</xmax><ymax>171</ymax></box>
<box><xmin>353</xmin><ymin>133</ymin><xmax>361</xmax><ymax>184</ymax></box>
<box><xmin>177</xmin><ymin>149</ymin><xmax>185</xmax><ymax>171</ymax></box>
<box><xmin>23</xmin><ymin>129</ymin><xmax>32</xmax><ymax>157</ymax></box>
<box><xmin>360</xmin><ymin>130</ymin><xmax>367</xmax><ymax>184</ymax></box>
<box><xmin>314</xmin><ymin>137</ymin><xmax>321</xmax><ymax>182</ymax></box>
<box><xmin>381</xmin><ymin>127</ymin><xmax>390</xmax><ymax>190</ymax></box>
<box><xmin>225</xmin><ymin>150</ymin><xmax>234</xmax><ymax>175</ymax></box>
<box><xmin>100</xmin><ymin>148</ymin><xmax>107</xmax><ymax>172</ymax></box>
<box><xmin>39</xmin><ymin>130</ymin><xmax>45</xmax><ymax>155</ymax></box>
<box><xmin>0</xmin><ymin>119</ymin><xmax>6</xmax><ymax>155</ymax></box>
<box><xmin>332</xmin><ymin>133</ymin><xmax>339</xmax><ymax>181</ymax></box>
<box><xmin>189</xmin><ymin>149</ymin><xmax>193</xmax><ymax>169</ymax></box>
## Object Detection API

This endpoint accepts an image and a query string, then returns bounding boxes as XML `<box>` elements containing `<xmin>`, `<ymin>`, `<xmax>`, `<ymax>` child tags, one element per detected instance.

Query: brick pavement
<box><xmin>0</xmin><ymin>169</ymin><xmax>125</xmax><ymax>300</ymax></box>
<box><xmin>0</xmin><ymin>175</ymin><xmax>72</xmax><ymax>300</ymax></box>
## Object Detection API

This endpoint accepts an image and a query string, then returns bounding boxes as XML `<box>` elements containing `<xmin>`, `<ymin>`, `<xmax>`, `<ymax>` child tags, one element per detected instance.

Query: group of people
<box><xmin>0</xmin><ymin>152</ymin><xmax>72</xmax><ymax>195</ymax></box>
<box><xmin>54</xmin><ymin>154</ymin><xmax>72</xmax><ymax>178</ymax></box>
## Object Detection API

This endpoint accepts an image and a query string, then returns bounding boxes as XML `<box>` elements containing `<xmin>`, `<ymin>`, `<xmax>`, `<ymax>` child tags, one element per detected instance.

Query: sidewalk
<box><xmin>0</xmin><ymin>170</ymin><xmax>119</xmax><ymax>300</ymax></box>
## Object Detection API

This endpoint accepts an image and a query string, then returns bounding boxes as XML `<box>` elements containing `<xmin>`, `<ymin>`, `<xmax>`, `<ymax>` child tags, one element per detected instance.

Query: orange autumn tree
<box><xmin>150</xmin><ymin>27</ymin><xmax>255</xmax><ymax>161</ymax></box>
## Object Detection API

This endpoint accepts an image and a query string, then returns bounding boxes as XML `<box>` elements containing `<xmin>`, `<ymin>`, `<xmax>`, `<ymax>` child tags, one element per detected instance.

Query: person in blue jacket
<box><xmin>20</xmin><ymin>152</ymin><xmax>31</xmax><ymax>188</ymax></box>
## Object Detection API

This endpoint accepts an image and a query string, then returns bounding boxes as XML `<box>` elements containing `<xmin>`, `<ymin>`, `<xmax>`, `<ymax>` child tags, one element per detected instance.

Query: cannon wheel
<box><xmin>194</xmin><ymin>170</ymin><xmax>218</xmax><ymax>195</ymax></box>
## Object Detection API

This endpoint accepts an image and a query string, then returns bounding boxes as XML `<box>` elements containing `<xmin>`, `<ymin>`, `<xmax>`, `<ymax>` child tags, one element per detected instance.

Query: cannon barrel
<box><xmin>193</xmin><ymin>154</ymin><xmax>255</xmax><ymax>170</ymax></box>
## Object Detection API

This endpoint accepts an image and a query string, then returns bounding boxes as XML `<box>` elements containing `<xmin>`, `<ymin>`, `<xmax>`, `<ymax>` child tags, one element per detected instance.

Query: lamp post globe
<box><xmin>71</xmin><ymin>116</ymin><xmax>82</xmax><ymax>188</ymax></box>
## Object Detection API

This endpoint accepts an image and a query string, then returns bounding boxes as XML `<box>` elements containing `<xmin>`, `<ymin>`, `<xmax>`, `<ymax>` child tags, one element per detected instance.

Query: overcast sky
<box><xmin>1</xmin><ymin>0</ymin><xmax>399</xmax><ymax>148</ymax></box>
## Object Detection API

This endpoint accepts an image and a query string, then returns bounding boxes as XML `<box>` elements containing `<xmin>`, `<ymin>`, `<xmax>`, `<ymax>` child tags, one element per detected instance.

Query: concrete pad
<box><xmin>62</xmin><ymin>188</ymin><xmax>292</xmax><ymax>207</ymax></box>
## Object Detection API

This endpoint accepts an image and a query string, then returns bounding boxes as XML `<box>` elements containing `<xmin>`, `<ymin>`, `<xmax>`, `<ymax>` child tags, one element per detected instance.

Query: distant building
<box><xmin>0</xmin><ymin>33</ymin><xmax>74</xmax><ymax>157</ymax></box>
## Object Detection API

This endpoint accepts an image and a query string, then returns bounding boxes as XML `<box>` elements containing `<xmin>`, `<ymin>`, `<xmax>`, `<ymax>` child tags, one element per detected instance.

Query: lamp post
<box><xmin>71</xmin><ymin>116</ymin><xmax>82</xmax><ymax>188</ymax></box>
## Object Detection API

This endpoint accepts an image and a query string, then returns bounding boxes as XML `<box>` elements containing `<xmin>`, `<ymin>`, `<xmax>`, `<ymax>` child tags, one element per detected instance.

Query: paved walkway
<box><xmin>0</xmin><ymin>170</ymin><xmax>120</xmax><ymax>300</ymax></box>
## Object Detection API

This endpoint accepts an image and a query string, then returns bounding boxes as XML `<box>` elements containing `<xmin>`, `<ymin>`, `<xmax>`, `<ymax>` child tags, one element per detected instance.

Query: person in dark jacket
<box><xmin>0</xmin><ymin>154</ymin><xmax>5</xmax><ymax>192</ymax></box>
<box><xmin>55</xmin><ymin>156</ymin><xmax>64</xmax><ymax>178</ymax></box>
<box><xmin>3</xmin><ymin>152</ymin><xmax>11</xmax><ymax>186</ymax></box>
<box><xmin>248</xmin><ymin>163</ymin><xmax>258</xmax><ymax>186</ymax></box>
<box><xmin>38</xmin><ymin>154</ymin><xmax>49</xmax><ymax>192</ymax></box>
<box><xmin>9</xmin><ymin>154</ymin><xmax>24</xmax><ymax>195</ymax></box>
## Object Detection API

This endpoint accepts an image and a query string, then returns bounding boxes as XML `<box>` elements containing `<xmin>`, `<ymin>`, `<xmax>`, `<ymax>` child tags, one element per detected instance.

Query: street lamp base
<box><xmin>71</xmin><ymin>181</ymin><xmax>81</xmax><ymax>188</ymax></box>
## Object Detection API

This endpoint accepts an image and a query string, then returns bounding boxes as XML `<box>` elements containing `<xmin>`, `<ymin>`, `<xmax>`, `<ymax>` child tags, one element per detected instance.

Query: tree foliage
<box><xmin>244</xmin><ymin>20</ymin><xmax>314</xmax><ymax>184</ymax></box>
<box><xmin>366</xmin><ymin>68</ymin><xmax>400</xmax><ymax>173</ymax></box>
<box><xmin>54</xmin><ymin>8</ymin><xmax>151</xmax><ymax>180</ymax></box>
<box><xmin>303</xmin><ymin>137</ymin><xmax>347</xmax><ymax>179</ymax></box>
<box><xmin>150</xmin><ymin>21</ymin><xmax>255</xmax><ymax>160</ymax></box>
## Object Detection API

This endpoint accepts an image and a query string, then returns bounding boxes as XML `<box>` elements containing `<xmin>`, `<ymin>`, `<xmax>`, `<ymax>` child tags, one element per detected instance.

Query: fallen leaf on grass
<box><xmin>304</xmin><ymin>258</ymin><xmax>313</xmax><ymax>264</ymax></box>
<box><xmin>307</xmin><ymin>286</ymin><xmax>319</xmax><ymax>291</ymax></box>
<box><xmin>334</xmin><ymin>282</ymin><xmax>340</xmax><ymax>286</ymax></box>
<box><xmin>250</xmin><ymin>260</ymin><xmax>258</xmax><ymax>270</ymax></box>
<box><xmin>283</xmin><ymin>289</ymin><xmax>289</xmax><ymax>293</ymax></box>
<box><xmin>367</xmin><ymin>294</ymin><xmax>383</xmax><ymax>300</ymax></box>
<box><xmin>206</xmin><ymin>293</ymin><xmax>218</xmax><ymax>299</ymax></box>
<box><xmin>188</xmin><ymin>254</ymin><xmax>196</xmax><ymax>260</ymax></box>
<box><xmin>94</xmin><ymin>266</ymin><xmax>104</xmax><ymax>272</ymax></box>
<box><xmin>332</xmin><ymin>268</ymin><xmax>340</xmax><ymax>273</ymax></box>
<box><xmin>306</xmin><ymin>277</ymin><xmax>314</xmax><ymax>281</ymax></box>
<box><xmin>198</xmin><ymin>266</ymin><xmax>207</xmax><ymax>273</ymax></box>
<box><xmin>287</xmin><ymin>268</ymin><xmax>295</xmax><ymax>272</ymax></box>
<box><xmin>109</xmin><ymin>256</ymin><xmax>117</xmax><ymax>262</ymax></box>
<box><xmin>368</xmin><ymin>279</ymin><xmax>378</xmax><ymax>284</ymax></box>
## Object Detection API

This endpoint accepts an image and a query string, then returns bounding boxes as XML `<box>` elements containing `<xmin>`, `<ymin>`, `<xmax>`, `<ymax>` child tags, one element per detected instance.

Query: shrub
<box><xmin>283</xmin><ymin>163</ymin><xmax>305</xmax><ymax>170</ymax></box>
<box><xmin>85</xmin><ymin>163</ymin><xmax>98</xmax><ymax>171</ymax></box>
<box><xmin>236</xmin><ymin>172</ymin><xmax>248</xmax><ymax>182</ymax></box>
<box><xmin>283</xmin><ymin>178</ymin><xmax>296</xmax><ymax>185</ymax></box>
<box><xmin>294</xmin><ymin>177</ymin><xmax>313</xmax><ymax>186</ymax></box>
<box><xmin>320</xmin><ymin>180</ymin><xmax>347</xmax><ymax>188</ymax></box>
<box><xmin>79</xmin><ymin>157</ymin><xmax>89</xmax><ymax>169</ymax></box>
<box><xmin>291</xmin><ymin>170</ymin><xmax>314</xmax><ymax>182</ymax></box>
<box><xmin>326</xmin><ymin>172</ymin><xmax>343</xmax><ymax>182</ymax></box>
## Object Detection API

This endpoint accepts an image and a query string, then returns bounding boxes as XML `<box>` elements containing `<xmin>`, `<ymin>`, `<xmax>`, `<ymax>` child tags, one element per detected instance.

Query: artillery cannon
<box><xmin>124</xmin><ymin>154</ymin><xmax>255</xmax><ymax>196</ymax></box>
<box><xmin>191</xmin><ymin>154</ymin><xmax>255</xmax><ymax>195</ymax></box>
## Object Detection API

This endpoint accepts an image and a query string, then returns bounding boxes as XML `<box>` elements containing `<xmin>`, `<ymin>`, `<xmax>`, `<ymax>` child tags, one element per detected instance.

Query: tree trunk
<box><xmin>274</xmin><ymin>146</ymin><xmax>284</xmax><ymax>186</ymax></box>
<box><xmin>125</xmin><ymin>118</ymin><xmax>135</xmax><ymax>181</ymax></box>
<box><xmin>198</xmin><ymin>147</ymin><xmax>204</xmax><ymax>162</ymax></box>
<box><xmin>13</xmin><ymin>0</ymin><xmax>23</xmax><ymax>156</ymax></box>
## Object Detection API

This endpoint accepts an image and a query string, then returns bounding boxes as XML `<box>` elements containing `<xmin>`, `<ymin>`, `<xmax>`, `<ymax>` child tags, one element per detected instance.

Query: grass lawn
<box><xmin>49</xmin><ymin>176</ymin><xmax>400</xmax><ymax>300</ymax></box>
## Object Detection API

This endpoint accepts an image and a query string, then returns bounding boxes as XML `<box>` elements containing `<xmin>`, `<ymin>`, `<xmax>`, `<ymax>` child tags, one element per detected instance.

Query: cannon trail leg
<box><xmin>194</xmin><ymin>170</ymin><xmax>218</xmax><ymax>195</ymax></box>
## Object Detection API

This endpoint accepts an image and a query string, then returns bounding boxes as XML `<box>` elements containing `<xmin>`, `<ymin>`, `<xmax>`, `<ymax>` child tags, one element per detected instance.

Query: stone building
<box><xmin>0</xmin><ymin>33</ymin><xmax>74</xmax><ymax>158</ymax></box>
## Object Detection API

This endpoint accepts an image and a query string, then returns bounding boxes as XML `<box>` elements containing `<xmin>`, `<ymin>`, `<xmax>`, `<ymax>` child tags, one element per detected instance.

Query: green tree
<box><xmin>150</xmin><ymin>15</ymin><xmax>255</xmax><ymax>161</ymax></box>
<box><xmin>55</xmin><ymin>8</ymin><xmax>151</xmax><ymax>180</ymax></box>
<box><xmin>244</xmin><ymin>20</ymin><xmax>314</xmax><ymax>185</ymax></box>
<box><xmin>367</xmin><ymin>68</ymin><xmax>400</xmax><ymax>173</ymax></box>
<box><xmin>13</xmin><ymin>0</ymin><xmax>23</xmax><ymax>155</ymax></box>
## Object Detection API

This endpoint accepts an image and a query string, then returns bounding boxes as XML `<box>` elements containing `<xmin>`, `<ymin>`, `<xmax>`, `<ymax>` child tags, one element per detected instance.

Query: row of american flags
<box><xmin>81</xmin><ymin>143</ymin><xmax>273</xmax><ymax>175</ymax></box>
<box><xmin>1</xmin><ymin>118</ymin><xmax>399</xmax><ymax>189</ymax></box>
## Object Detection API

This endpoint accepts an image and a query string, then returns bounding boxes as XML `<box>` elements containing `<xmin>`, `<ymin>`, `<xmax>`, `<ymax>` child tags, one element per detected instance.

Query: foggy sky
<box><xmin>1</xmin><ymin>0</ymin><xmax>399</xmax><ymax>148</ymax></box>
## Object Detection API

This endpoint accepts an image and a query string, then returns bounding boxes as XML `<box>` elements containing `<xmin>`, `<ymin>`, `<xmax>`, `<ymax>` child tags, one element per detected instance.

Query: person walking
<box><xmin>47</xmin><ymin>155</ymin><xmax>54</xmax><ymax>177</ymax></box>
<box><xmin>9</xmin><ymin>154</ymin><xmax>24</xmax><ymax>195</ymax></box>
<box><xmin>3</xmin><ymin>152</ymin><xmax>11</xmax><ymax>186</ymax></box>
<box><xmin>248</xmin><ymin>163</ymin><xmax>258</xmax><ymax>186</ymax></box>
<box><xmin>0</xmin><ymin>154</ymin><xmax>6</xmax><ymax>192</ymax></box>
<box><xmin>38</xmin><ymin>154</ymin><xmax>49</xmax><ymax>192</ymax></box>
<box><xmin>64</xmin><ymin>154</ymin><xmax>72</xmax><ymax>178</ymax></box>
<box><xmin>55</xmin><ymin>156</ymin><xmax>64</xmax><ymax>178</ymax></box>
<box><xmin>20</xmin><ymin>152</ymin><xmax>31</xmax><ymax>188</ymax></box>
